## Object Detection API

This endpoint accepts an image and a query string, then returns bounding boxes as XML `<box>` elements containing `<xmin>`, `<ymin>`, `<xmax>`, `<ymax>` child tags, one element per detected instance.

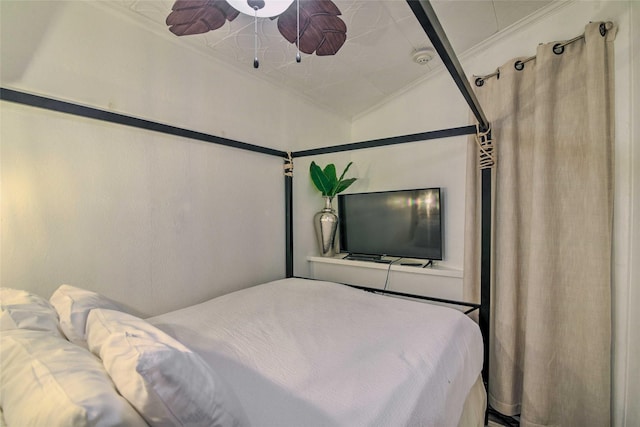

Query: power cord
<box><xmin>383</xmin><ymin>257</ymin><xmax>403</xmax><ymax>290</ymax></box>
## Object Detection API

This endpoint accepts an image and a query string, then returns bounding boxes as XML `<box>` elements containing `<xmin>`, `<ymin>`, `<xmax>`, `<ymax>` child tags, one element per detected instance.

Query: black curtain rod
<box><xmin>474</xmin><ymin>21</ymin><xmax>613</xmax><ymax>87</ymax></box>
<box><xmin>292</xmin><ymin>125</ymin><xmax>476</xmax><ymax>158</ymax></box>
<box><xmin>0</xmin><ymin>87</ymin><xmax>287</xmax><ymax>158</ymax></box>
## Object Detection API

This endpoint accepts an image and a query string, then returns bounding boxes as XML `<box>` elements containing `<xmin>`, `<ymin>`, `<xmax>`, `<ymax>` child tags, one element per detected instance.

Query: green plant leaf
<box><xmin>310</xmin><ymin>161</ymin><xmax>357</xmax><ymax>198</ymax></box>
<box><xmin>337</xmin><ymin>161</ymin><xmax>353</xmax><ymax>182</ymax></box>
<box><xmin>333</xmin><ymin>177</ymin><xmax>357</xmax><ymax>196</ymax></box>
<box><xmin>323</xmin><ymin>164</ymin><xmax>338</xmax><ymax>189</ymax></box>
<box><xmin>310</xmin><ymin>161</ymin><xmax>332</xmax><ymax>196</ymax></box>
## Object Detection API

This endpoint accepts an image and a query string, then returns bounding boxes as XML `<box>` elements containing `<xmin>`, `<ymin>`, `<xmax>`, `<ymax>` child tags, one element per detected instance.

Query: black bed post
<box><xmin>480</xmin><ymin>146</ymin><xmax>491</xmax><ymax>385</ymax></box>
<box><xmin>284</xmin><ymin>154</ymin><xmax>294</xmax><ymax>278</ymax></box>
<box><xmin>407</xmin><ymin>0</ymin><xmax>492</xmax><ymax>397</ymax></box>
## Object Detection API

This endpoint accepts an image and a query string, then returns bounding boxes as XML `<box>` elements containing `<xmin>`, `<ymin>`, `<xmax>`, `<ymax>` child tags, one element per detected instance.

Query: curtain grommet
<box><xmin>553</xmin><ymin>43</ymin><xmax>565</xmax><ymax>55</ymax></box>
<box><xmin>475</xmin><ymin>77</ymin><xmax>485</xmax><ymax>87</ymax></box>
<box><xmin>514</xmin><ymin>60</ymin><xmax>524</xmax><ymax>71</ymax></box>
<box><xmin>599</xmin><ymin>22</ymin><xmax>607</xmax><ymax>37</ymax></box>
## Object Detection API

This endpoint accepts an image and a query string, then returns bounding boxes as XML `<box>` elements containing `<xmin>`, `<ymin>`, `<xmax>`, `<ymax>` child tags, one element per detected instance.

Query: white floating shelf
<box><xmin>307</xmin><ymin>256</ymin><xmax>463</xmax><ymax>278</ymax></box>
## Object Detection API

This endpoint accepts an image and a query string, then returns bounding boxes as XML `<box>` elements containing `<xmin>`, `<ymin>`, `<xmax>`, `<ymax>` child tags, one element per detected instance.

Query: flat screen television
<box><xmin>337</xmin><ymin>188</ymin><xmax>443</xmax><ymax>261</ymax></box>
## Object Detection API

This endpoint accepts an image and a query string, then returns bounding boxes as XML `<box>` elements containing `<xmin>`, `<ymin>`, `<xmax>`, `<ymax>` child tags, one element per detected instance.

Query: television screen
<box><xmin>337</xmin><ymin>188</ymin><xmax>443</xmax><ymax>260</ymax></box>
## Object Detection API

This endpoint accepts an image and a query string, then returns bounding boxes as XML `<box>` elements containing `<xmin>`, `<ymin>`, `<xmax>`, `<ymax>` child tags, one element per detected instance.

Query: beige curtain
<box><xmin>464</xmin><ymin>22</ymin><xmax>617</xmax><ymax>427</ymax></box>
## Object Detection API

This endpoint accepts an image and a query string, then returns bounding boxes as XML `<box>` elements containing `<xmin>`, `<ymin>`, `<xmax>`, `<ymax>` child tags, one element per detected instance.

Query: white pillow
<box><xmin>0</xmin><ymin>288</ymin><xmax>62</xmax><ymax>337</ymax></box>
<box><xmin>86</xmin><ymin>309</ymin><xmax>249</xmax><ymax>427</ymax></box>
<box><xmin>50</xmin><ymin>284</ymin><xmax>122</xmax><ymax>347</ymax></box>
<box><xmin>0</xmin><ymin>329</ymin><xmax>147</xmax><ymax>427</ymax></box>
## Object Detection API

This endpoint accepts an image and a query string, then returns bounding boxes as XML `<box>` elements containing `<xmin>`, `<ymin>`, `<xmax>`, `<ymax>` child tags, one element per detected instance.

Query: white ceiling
<box><xmin>111</xmin><ymin>0</ymin><xmax>552</xmax><ymax>118</ymax></box>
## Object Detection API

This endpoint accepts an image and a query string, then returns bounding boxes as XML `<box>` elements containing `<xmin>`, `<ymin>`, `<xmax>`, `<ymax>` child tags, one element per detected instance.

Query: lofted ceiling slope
<box><xmin>7</xmin><ymin>1</ymin><xmax>554</xmax><ymax>120</ymax></box>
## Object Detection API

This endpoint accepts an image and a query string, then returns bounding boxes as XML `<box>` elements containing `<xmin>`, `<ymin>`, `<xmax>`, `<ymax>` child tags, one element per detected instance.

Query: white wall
<box><xmin>1</xmin><ymin>101</ymin><xmax>285</xmax><ymax>316</ymax></box>
<box><xmin>0</xmin><ymin>0</ymin><xmax>351</xmax><ymax>315</ymax></box>
<box><xmin>348</xmin><ymin>1</ymin><xmax>638</xmax><ymax>426</ymax></box>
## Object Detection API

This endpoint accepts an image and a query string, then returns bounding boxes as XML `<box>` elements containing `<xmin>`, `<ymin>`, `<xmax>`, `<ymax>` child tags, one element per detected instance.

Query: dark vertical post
<box><xmin>284</xmin><ymin>164</ymin><xmax>294</xmax><ymax>278</ymax></box>
<box><xmin>480</xmin><ymin>160</ymin><xmax>491</xmax><ymax>385</ymax></box>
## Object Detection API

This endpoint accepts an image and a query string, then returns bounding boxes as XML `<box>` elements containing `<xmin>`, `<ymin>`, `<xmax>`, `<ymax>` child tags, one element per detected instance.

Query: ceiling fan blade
<box><xmin>277</xmin><ymin>0</ymin><xmax>347</xmax><ymax>56</ymax></box>
<box><xmin>315</xmin><ymin>29</ymin><xmax>347</xmax><ymax>56</ymax></box>
<box><xmin>166</xmin><ymin>0</ymin><xmax>239</xmax><ymax>36</ymax></box>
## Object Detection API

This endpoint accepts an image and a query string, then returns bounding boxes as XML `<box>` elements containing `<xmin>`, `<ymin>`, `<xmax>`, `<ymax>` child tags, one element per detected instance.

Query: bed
<box><xmin>0</xmin><ymin>279</ymin><xmax>485</xmax><ymax>427</ymax></box>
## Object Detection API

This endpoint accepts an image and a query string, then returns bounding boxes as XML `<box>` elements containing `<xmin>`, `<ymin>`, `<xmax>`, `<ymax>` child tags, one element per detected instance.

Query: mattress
<box><xmin>148</xmin><ymin>278</ymin><xmax>484</xmax><ymax>426</ymax></box>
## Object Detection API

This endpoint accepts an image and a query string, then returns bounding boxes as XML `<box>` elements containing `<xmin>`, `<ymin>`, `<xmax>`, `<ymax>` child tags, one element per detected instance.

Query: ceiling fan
<box><xmin>166</xmin><ymin>0</ymin><xmax>347</xmax><ymax>67</ymax></box>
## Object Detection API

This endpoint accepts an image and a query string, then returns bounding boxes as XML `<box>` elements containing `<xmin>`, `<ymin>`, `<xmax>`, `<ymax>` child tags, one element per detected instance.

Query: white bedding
<box><xmin>148</xmin><ymin>278</ymin><xmax>484</xmax><ymax>427</ymax></box>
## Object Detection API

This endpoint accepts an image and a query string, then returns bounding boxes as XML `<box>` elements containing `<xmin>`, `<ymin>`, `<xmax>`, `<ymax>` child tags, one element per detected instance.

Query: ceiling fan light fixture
<box><xmin>166</xmin><ymin>0</ymin><xmax>347</xmax><ymax>66</ymax></box>
<box><xmin>226</xmin><ymin>0</ymin><xmax>294</xmax><ymax>18</ymax></box>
